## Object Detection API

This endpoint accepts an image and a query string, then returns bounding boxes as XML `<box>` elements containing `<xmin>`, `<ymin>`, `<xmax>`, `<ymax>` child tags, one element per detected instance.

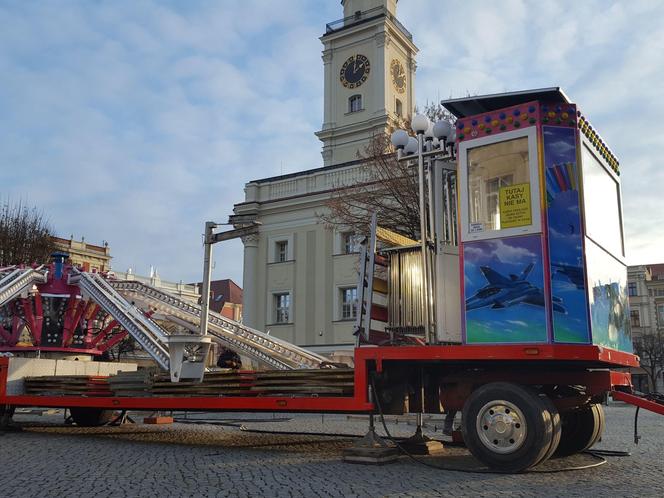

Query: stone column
<box><xmin>241</xmin><ymin>234</ymin><xmax>260</xmax><ymax>329</ymax></box>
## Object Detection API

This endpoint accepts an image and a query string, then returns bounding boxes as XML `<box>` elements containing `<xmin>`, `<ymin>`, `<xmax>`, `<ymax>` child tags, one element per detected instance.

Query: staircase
<box><xmin>0</xmin><ymin>267</ymin><xmax>47</xmax><ymax>308</ymax></box>
<box><xmin>108</xmin><ymin>280</ymin><xmax>329</xmax><ymax>370</ymax></box>
<box><xmin>69</xmin><ymin>270</ymin><xmax>213</xmax><ymax>381</ymax></box>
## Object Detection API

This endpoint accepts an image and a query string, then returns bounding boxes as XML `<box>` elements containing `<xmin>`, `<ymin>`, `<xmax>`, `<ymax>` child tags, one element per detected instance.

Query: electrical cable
<box><xmin>369</xmin><ymin>376</ymin><xmax>610</xmax><ymax>474</ymax></box>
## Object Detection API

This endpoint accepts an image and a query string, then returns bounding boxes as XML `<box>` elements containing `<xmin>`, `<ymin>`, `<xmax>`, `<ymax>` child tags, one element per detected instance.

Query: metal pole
<box><xmin>199</xmin><ymin>221</ymin><xmax>216</xmax><ymax>337</ymax></box>
<box><xmin>417</xmin><ymin>134</ymin><xmax>431</xmax><ymax>342</ymax></box>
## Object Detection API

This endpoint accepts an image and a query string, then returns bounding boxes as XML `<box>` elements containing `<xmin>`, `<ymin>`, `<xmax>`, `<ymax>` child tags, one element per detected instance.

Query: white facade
<box><xmin>235</xmin><ymin>1</ymin><xmax>418</xmax><ymax>352</ymax></box>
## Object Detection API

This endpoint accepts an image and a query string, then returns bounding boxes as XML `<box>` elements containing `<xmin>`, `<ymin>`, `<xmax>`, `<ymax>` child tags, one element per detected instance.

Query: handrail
<box><xmin>0</xmin><ymin>267</ymin><xmax>47</xmax><ymax>308</ymax></box>
<box><xmin>109</xmin><ymin>280</ymin><xmax>329</xmax><ymax>370</ymax></box>
<box><xmin>69</xmin><ymin>270</ymin><xmax>171</xmax><ymax>370</ymax></box>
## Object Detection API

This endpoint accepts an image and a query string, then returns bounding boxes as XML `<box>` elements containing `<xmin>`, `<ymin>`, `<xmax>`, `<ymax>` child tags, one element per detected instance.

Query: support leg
<box><xmin>342</xmin><ymin>414</ymin><xmax>399</xmax><ymax>465</ymax></box>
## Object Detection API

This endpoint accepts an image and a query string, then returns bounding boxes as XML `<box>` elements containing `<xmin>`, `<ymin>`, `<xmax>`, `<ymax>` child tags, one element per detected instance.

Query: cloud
<box><xmin>1</xmin><ymin>0</ymin><xmax>663</xmax><ymax>290</ymax></box>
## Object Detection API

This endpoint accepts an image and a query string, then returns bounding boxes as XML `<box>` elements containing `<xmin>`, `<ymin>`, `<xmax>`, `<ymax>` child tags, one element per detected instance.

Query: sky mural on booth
<box><xmin>463</xmin><ymin>235</ymin><xmax>549</xmax><ymax>344</ymax></box>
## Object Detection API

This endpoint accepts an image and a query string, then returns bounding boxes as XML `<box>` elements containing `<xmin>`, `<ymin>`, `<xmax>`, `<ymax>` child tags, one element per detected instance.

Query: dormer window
<box><xmin>349</xmin><ymin>94</ymin><xmax>362</xmax><ymax>113</ymax></box>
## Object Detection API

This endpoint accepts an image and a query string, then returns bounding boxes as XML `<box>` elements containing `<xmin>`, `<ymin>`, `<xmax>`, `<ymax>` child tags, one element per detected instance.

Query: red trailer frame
<box><xmin>0</xmin><ymin>344</ymin><xmax>640</xmax><ymax>414</ymax></box>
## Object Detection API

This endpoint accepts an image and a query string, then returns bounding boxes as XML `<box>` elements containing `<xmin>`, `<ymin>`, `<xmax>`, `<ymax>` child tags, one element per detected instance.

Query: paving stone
<box><xmin>0</xmin><ymin>404</ymin><xmax>661</xmax><ymax>497</ymax></box>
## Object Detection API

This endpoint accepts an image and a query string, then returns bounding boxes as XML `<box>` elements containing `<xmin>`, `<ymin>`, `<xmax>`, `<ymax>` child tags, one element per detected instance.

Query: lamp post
<box><xmin>391</xmin><ymin>115</ymin><xmax>456</xmax><ymax>344</ymax></box>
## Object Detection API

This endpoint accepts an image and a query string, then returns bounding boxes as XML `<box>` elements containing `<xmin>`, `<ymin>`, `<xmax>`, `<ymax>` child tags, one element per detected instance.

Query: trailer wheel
<box><xmin>462</xmin><ymin>382</ymin><xmax>553</xmax><ymax>473</ymax></box>
<box><xmin>538</xmin><ymin>395</ymin><xmax>562</xmax><ymax>464</ymax></box>
<box><xmin>69</xmin><ymin>407</ymin><xmax>114</xmax><ymax>427</ymax></box>
<box><xmin>554</xmin><ymin>403</ymin><xmax>605</xmax><ymax>457</ymax></box>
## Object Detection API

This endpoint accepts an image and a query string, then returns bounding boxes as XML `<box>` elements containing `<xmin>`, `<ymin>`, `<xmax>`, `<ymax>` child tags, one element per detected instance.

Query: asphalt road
<box><xmin>0</xmin><ymin>403</ymin><xmax>662</xmax><ymax>497</ymax></box>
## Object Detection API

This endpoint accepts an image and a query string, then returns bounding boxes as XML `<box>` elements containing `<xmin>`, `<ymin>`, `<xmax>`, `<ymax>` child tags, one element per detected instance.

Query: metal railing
<box><xmin>109</xmin><ymin>280</ymin><xmax>329</xmax><ymax>370</ymax></box>
<box><xmin>0</xmin><ymin>267</ymin><xmax>47</xmax><ymax>308</ymax></box>
<box><xmin>325</xmin><ymin>6</ymin><xmax>412</xmax><ymax>40</ymax></box>
<box><xmin>69</xmin><ymin>270</ymin><xmax>171</xmax><ymax>370</ymax></box>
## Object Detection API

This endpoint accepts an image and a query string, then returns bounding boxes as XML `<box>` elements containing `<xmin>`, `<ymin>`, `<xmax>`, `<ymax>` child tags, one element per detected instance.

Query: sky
<box><xmin>1</xmin><ymin>0</ymin><xmax>663</xmax><ymax>286</ymax></box>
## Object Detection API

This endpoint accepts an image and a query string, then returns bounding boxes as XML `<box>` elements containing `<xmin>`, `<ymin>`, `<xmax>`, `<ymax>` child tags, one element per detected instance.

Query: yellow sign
<box><xmin>499</xmin><ymin>183</ymin><xmax>531</xmax><ymax>229</ymax></box>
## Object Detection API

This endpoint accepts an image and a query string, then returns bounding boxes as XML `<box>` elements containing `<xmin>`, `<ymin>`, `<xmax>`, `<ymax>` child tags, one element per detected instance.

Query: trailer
<box><xmin>2</xmin><ymin>88</ymin><xmax>663</xmax><ymax>473</ymax></box>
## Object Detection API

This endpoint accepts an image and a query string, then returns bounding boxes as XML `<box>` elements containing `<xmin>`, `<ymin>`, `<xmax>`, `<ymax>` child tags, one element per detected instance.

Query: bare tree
<box><xmin>318</xmin><ymin>102</ymin><xmax>454</xmax><ymax>239</ymax></box>
<box><xmin>633</xmin><ymin>331</ymin><xmax>664</xmax><ymax>393</ymax></box>
<box><xmin>0</xmin><ymin>200</ymin><xmax>56</xmax><ymax>266</ymax></box>
<box><xmin>318</xmin><ymin>132</ymin><xmax>422</xmax><ymax>239</ymax></box>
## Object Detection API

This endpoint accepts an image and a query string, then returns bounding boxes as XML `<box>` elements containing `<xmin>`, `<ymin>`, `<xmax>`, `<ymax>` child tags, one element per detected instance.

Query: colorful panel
<box><xmin>463</xmin><ymin>234</ymin><xmax>548</xmax><ymax>344</ymax></box>
<box><xmin>585</xmin><ymin>240</ymin><xmax>632</xmax><ymax>353</ymax></box>
<box><xmin>543</xmin><ymin>126</ymin><xmax>590</xmax><ymax>344</ymax></box>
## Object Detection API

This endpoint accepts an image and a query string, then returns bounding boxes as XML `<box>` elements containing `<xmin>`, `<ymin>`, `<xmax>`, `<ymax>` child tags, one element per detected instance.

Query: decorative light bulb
<box><xmin>390</xmin><ymin>129</ymin><xmax>409</xmax><ymax>148</ymax></box>
<box><xmin>404</xmin><ymin>136</ymin><xmax>418</xmax><ymax>155</ymax></box>
<box><xmin>411</xmin><ymin>114</ymin><xmax>430</xmax><ymax>134</ymax></box>
<box><xmin>433</xmin><ymin>120</ymin><xmax>451</xmax><ymax>140</ymax></box>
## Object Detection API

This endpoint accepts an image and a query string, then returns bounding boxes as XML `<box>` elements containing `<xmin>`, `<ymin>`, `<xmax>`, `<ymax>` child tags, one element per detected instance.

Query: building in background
<box><xmin>234</xmin><ymin>0</ymin><xmax>417</xmax><ymax>354</ymax></box>
<box><xmin>52</xmin><ymin>236</ymin><xmax>112</xmax><ymax>272</ymax></box>
<box><xmin>627</xmin><ymin>264</ymin><xmax>664</xmax><ymax>392</ymax></box>
<box><xmin>112</xmin><ymin>269</ymin><xmax>200</xmax><ymax>303</ymax></box>
<box><xmin>192</xmin><ymin>279</ymin><xmax>243</xmax><ymax>322</ymax></box>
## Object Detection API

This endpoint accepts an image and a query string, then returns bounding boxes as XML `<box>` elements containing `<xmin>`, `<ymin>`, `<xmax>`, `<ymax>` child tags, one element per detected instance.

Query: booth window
<box><xmin>581</xmin><ymin>144</ymin><xmax>624</xmax><ymax>258</ymax></box>
<box><xmin>349</xmin><ymin>95</ymin><xmax>362</xmax><ymax>113</ymax></box>
<box><xmin>467</xmin><ymin>137</ymin><xmax>530</xmax><ymax>233</ymax></box>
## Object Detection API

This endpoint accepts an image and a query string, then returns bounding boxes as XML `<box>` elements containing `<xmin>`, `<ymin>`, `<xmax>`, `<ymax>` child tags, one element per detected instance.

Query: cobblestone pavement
<box><xmin>0</xmin><ymin>403</ymin><xmax>662</xmax><ymax>497</ymax></box>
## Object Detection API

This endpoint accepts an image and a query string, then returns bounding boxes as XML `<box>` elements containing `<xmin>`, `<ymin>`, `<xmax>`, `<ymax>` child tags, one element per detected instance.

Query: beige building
<box><xmin>52</xmin><ymin>236</ymin><xmax>112</xmax><ymax>272</ymax></box>
<box><xmin>234</xmin><ymin>0</ymin><xmax>418</xmax><ymax>353</ymax></box>
<box><xmin>627</xmin><ymin>264</ymin><xmax>664</xmax><ymax>392</ymax></box>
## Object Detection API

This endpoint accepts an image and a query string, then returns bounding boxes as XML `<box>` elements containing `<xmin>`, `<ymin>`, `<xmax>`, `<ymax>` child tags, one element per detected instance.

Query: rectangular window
<box><xmin>630</xmin><ymin>310</ymin><xmax>640</xmax><ymax>327</ymax></box>
<box><xmin>349</xmin><ymin>95</ymin><xmax>362</xmax><ymax>113</ymax></box>
<box><xmin>395</xmin><ymin>98</ymin><xmax>403</xmax><ymax>117</ymax></box>
<box><xmin>276</xmin><ymin>241</ymin><xmax>288</xmax><ymax>262</ymax></box>
<box><xmin>341</xmin><ymin>287</ymin><xmax>358</xmax><ymax>320</ymax></box>
<box><xmin>628</xmin><ymin>282</ymin><xmax>637</xmax><ymax>297</ymax></box>
<box><xmin>274</xmin><ymin>293</ymin><xmax>290</xmax><ymax>324</ymax></box>
<box><xmin>342</xmin><ymin>232</ymin><xmax>359</xmax><ymax>254</ymax></box>
<box><xmin>581</xmin><ymin>144</ymin><xmax>624</xmax><ymax>258</ymax></box>
<box><xmin>658</xmin><ymin>304</ymin><xmax>664</xmax><ymax>327</ymax></box>
<box><xmin>467</xmin><ymin>137</ymin><xmax>531</xmax><ymax>233</ymax></box>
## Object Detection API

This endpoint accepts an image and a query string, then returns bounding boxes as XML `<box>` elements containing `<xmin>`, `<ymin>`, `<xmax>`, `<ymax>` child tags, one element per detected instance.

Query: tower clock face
<box><xmin>391</xmin><ymin>59</ymin><xmax>406</xmax><ymax>94</ymax></box>
<box><xmin>340</xmin><ymin>54</ymin><xmax>370</xmax><ymax>89</ymax></box>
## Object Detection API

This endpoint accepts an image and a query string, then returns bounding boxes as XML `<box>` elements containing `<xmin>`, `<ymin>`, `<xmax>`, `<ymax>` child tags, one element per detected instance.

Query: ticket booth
<box><xmin>443</xmin><ymin>88</ymin><xmax>631</xmax><ymax>352</ymax></box>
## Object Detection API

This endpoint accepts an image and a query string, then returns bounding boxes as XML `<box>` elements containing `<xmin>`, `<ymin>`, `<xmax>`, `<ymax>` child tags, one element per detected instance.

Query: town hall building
<box><xmin>233</xmin><ymin>0</ymin><xmax>418</xmax><ymax>353</ymax></box>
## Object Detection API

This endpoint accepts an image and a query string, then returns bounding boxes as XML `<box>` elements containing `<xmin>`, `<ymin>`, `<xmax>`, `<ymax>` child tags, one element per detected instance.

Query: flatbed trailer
<box><xmin>3</xmin><ymin>89</ymin><xmax>664</xmax><ymax>473</ymax></box>
<box><xmin>0</xmin><ymin>345</ymin><xmax>641</xmax><ymax>414</ymax></box>
<box><xmin>3</xmin><ymin>344</ymin><xmax>663</xmax><ymax>474</ymax></box>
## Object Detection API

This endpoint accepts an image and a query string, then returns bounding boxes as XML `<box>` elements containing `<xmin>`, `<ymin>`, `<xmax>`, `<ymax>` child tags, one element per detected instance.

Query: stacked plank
<box><xmin>22</xmin><ymin>369</ymin><xmax>356</xmax><ymax>398</ymax></box>
<box><xmin>23</xmin><ymin>375</ymin><xmax>111</xmax><ymax>396</ymax></box>
<box><xmin>150</xmin><ymin>369</ymin><xmax>355</xmax><ymax>397</ymax></box>
<box><xmin>107</xmin><ymin>370</ymin><xmax>155</xmax><ymax>397</ymax></box>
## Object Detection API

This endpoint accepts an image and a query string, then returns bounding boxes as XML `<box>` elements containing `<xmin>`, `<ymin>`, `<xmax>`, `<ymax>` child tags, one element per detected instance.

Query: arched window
<box><xmin>395</xmin><ymin>98</ymin><xmax>403</xmax><ymax>117</ymax></box>
<box><xmin>349</xmin><ymin>94</ymin><xmax>362</xmax><ymax>113</ymax></box>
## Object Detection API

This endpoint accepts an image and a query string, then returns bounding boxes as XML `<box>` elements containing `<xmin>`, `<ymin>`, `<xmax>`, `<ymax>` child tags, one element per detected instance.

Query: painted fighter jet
<box><xmin>551</xmin><ymin>263</ymin><xmax>585</xmax><ymax>290</ymax></box>
<box><xmin>466</xmin><ymin>263</ymin><xmax>566</xmax><ymax>313</ymax></box>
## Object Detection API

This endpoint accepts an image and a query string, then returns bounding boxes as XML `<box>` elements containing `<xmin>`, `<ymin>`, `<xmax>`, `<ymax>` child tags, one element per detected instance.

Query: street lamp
<box><xmin>390</xmin><ymin>115</ymin><xmax>456</xmax><ymax>344</ymax></box>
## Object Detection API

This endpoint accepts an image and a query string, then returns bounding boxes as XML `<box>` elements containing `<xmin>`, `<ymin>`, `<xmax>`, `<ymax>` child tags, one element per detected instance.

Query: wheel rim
<box><xmin>476</xmin><ymin>399</ymin><xmax>527</xmax><ymax>454</ymax></box>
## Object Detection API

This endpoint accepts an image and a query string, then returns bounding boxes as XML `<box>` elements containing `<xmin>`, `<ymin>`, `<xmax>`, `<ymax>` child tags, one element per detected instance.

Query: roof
<box><xmin>442</xmin><ymin>87</ymin><xmax>572</xmax><ymax>118</ymax></box>
<box><xmin>647</xmin><ymin>264</ymin><xmax>664</xmax><ymax>279</ymax></box>
<box><xmin>192</xmin><ymin>279</ymin><xmax>243</xmax><ymax>313</ymax></box>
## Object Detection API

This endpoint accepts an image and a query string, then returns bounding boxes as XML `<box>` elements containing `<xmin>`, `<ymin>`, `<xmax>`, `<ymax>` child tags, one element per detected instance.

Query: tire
<box><xmin>69</xmin><ymin>407</ymin><xmax>114</xmax><ymax>427</ymax></box>
<box><xmin>462</xmin><ymin>382</ymin><xmax>553</xmax><ymax>473</ymax></box>
<box><xmin>538</xmin><ymin>395</ymin><xmax>562</xmax><ymax>464</ymax></box>
<box><xmin>553</xmin><ymin>403</ymin><xmax>604</xmax><ymax>457</ymax></box>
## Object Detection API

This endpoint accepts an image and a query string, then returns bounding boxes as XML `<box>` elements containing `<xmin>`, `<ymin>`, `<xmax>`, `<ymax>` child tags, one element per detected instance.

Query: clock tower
<box><xmin>316</xmin><ymin>0</ymin><xmax>418</xmax><ymax>166</ymax></box>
